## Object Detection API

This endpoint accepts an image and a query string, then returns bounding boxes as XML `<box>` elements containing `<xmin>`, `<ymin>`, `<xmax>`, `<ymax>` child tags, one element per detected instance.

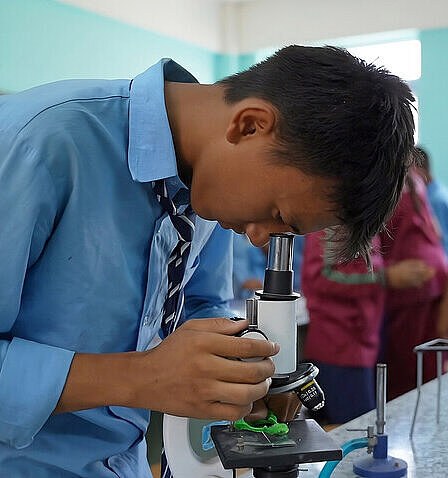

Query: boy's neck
<box><xmin>164</xmin><ymin>81</ymin><xmax>227</xmax><ymax>187</ymax></box>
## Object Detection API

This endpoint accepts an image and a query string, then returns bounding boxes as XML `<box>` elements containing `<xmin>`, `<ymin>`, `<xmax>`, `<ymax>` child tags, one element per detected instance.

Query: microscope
<box><xmin>211</xmin><ymin>233</ymin><xmax>342</xmax><ymax>478</ymax></box>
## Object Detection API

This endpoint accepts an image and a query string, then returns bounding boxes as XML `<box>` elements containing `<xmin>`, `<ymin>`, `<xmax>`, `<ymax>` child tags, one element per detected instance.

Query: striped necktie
<box><xmin>153</xmin><ymin>179</ymin><xmax>195</xmax><ymax>337</ymax></box>
<box><xmin>153</xmin><ymin>179</ymin><xmax>195</xmax><ymax>478</ymax></box>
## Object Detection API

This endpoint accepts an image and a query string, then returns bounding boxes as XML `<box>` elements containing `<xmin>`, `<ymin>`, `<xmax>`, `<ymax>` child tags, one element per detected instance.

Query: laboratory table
<box><xmin>305</xmin><ymin>374</ymin><xmax>448</xmax><ymax>477</ymax></box>
<box><xmin>241</xmin><ymin>374</ymin><xmax>448</xmax><ymax>478</ymax></box>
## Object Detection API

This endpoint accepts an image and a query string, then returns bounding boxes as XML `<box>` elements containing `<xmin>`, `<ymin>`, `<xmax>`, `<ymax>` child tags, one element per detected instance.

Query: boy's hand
<box><xmin>245</xmin><ymin>393</ymin><xmax>302</xmax><ymax>423</ymax></box>
<box><xmin>133</xmin><ymin>318</ymin><xmax>279</xmax><ymax>421</ymax></box>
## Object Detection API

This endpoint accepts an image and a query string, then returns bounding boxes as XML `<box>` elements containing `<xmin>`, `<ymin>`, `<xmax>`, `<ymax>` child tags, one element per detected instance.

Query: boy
<box><xmin>0</xmin><ymin>46</ymin><xmax>415</xmax><ymax>476</ymax></box>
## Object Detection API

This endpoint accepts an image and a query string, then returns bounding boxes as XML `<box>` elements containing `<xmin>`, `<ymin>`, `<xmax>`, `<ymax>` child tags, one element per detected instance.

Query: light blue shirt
<box><xmin>427</xmin><ymin>179</ymin><xmax>448</xmax><ymax>255</ymax></box>
<box><xmin>0</xmin><ymin>59</ymin><xmax>233</xmax><ymax>477</ymax></box>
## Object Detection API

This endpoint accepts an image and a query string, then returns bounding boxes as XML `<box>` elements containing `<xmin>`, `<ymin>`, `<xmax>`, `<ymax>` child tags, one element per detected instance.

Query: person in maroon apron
<box><xmin>302</xmin><ymin>231</ymin><xmax>385</xmax><ymax>423</ymax></box>
<box><xmin>380</xmin><ymin>171</ymin><xmax>448</xmax><ymax>400</ymax></box>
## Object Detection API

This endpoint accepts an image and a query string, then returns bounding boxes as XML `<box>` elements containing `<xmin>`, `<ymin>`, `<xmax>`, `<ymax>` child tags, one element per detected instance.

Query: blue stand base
<box><xmin>353</xmin><ymin>435</ymin><xmax>407</xmax><ymax>477</ymax></box>
<box><xmin>353</xmin><ymin>456</ymin><xmax>407</xmax><ymax>477</ymax></box>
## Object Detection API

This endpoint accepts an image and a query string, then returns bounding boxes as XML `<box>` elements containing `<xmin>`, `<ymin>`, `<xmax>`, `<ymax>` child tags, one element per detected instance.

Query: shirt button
<box><xmin>143</xmin><ymin>315</ymin><xmax>150</xmax><ymax>327</ymax></box>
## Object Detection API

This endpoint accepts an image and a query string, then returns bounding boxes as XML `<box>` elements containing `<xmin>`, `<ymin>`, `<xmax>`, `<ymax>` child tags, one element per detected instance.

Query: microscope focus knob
<box><xmin>238</xmin><ymin>328</ymin><xmax>269</xmax><ymax>362</ymax></box>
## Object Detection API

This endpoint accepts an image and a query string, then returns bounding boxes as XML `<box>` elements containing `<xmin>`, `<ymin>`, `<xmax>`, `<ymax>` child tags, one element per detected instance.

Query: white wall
<box><xmin>58</xmin><ymin>0</ymin><xmax>224</xmax><ymax>51</ymax></box>
<box><xmin>58</xmin><ymin>0</ymin><xmax>448</xmax><ymax>53</ymax></box>
<box><xmin>234</xmin><ymin>0</ymin><xmax>448</xmax><ymax>53</ymax></box>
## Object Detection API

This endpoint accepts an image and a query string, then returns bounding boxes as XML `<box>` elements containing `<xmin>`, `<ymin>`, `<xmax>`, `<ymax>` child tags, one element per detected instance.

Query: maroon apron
<box><xmin>302</xmin><ymin>231</ymin><xmax>385</xmax><ymax>368</ymax></box>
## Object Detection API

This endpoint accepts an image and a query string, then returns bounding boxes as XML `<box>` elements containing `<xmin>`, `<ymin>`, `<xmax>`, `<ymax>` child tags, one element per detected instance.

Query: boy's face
<box><xmin>190</xmin><ymin>142</ymin><xmax>340</xmax><ymax>247</ymax></box>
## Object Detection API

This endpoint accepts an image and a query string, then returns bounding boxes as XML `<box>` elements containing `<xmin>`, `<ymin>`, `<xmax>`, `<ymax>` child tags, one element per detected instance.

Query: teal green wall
<box><xmin>418</xmin><ymin>28</ymin><xmax>448</xmax><ymax>184</ymax></box>
<box><xmin>0</xmin><ymin>0</ymin><xmax>217</xmax><ymax>92</ymax></box>
<box><xmin>0</xmin><ymin>0</ymin><xmax>256</xmax><ymax>92</ymax></box>
<box><xmin>213</xmin><ymin>53</ymin><xmax>256</xmax><ymax>80</ymax></box>
<box><xmin>2</xmin><ymin>1</ymin><xmax>448</xmax><ymax>186</ymax></box>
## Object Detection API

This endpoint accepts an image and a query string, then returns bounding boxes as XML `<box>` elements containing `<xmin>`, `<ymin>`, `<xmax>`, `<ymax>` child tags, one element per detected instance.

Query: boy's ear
<box><xmin>226</xmin><ymin>102</ymin><xmax>276</xmax><ymax>144</ymax></box>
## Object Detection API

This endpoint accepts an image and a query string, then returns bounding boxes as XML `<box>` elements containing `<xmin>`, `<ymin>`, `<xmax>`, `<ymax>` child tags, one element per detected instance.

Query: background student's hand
<box><xmin>385</xmin><ymin>259</ymin><xmax>435</xmax><ymax>289</ymax></box>
<box><xmin>133</xmin><ymin>318</ymin><xmax>279</xmax><ymax>420</ymax></box>
<box><xmin>437</xmin><ymin>282</ymin><xmax>448</xmax><ymax>339</ymax></box>
<box><xmin>245</xmin><ymin>393</ymin><xmax>302</xmax><ymax>423</ymax></box>
<box><xmin>242</xmin><ymin>278</ymin><xmax>264</xmax><ymax>291</ymax></box>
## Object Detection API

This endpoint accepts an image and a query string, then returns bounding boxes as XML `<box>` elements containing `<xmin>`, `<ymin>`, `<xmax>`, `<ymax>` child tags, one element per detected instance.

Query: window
<box><xmin>348</xmin><ymin>40</ymin><xmax>421</xmax><ymax>81</ymax></box>
<box><xmin>348</xmin><ymin>40</ymin><xmax>421</xmax><ymax>142</ymax></box>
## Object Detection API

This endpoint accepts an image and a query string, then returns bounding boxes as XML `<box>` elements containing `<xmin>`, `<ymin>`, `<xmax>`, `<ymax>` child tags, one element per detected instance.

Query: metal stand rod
<box><xmin>437</xmin><ymin>351</ymin><xmax>442</xmax><ymax>424</ymax></box>
<box><xmin>410</xmin><ymin>351</ymin><xmax>423</xmax><ymax>437</ymax></box>
<box><xmin>376</xmin><ymin>364</ymin><xmax>386</xmax><ymax>435</ymax></box>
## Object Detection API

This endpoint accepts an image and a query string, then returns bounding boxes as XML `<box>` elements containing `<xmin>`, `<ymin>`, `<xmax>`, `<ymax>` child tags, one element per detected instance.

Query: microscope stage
<box><xmin>211</xmin><ymin>419</ymin><xmax>342</xmax><ymax>470</ymax></box>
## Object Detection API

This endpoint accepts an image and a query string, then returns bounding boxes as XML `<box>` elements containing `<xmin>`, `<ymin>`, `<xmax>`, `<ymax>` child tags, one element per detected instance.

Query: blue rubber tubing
<box><xmin>318</xmin><ymin>437</ymin><xmax>369</xmax><ymax>478</ymax></box>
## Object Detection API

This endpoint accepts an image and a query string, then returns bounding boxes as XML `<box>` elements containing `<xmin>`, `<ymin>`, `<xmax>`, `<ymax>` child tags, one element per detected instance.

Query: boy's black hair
<box><xmin>218</xmin><ymin>45</ymin><xmax>416</xmax><ymax>261</ymax></box>
<box><xmin>415</xmin><ymin>146</ymin><xmax>430</xmax><ymax>173</ymax></box>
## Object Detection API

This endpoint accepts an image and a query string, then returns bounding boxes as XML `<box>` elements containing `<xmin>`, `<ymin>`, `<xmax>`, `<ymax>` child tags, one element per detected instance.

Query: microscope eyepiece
<box><xmin>263</xmin><ymin>233</ymin><xmax>295</xmax><ymax>297</ymax></box>
<box><xmin>266</xmin><ymin>233</ymin><xmax>294</xmax><ymax>272</ymax></box>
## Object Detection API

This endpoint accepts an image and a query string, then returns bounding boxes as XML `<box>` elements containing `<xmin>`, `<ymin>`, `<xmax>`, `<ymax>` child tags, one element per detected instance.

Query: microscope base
<box><xmin>253</xmin><ymin>466</ymin><xmax>299</xmax><ymax>477</ymax></box>
<box><xmin>211</xmin><ymin>419</ymin><xmax>342</xmax><ymax>471</ymax></box>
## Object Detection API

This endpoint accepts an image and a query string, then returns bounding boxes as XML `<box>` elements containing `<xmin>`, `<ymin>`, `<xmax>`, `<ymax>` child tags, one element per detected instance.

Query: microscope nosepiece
<box><xmin>297</xmin><ymin>378</ymin><xmax>325</xmax><ymax>411</ymax></box>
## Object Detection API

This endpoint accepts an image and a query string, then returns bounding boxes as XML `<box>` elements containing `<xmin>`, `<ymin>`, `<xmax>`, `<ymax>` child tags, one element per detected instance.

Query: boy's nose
<box><xmin>245</xmin><ymin>223</ymin><xmax>292</xmax><ymax>247</ymax></box>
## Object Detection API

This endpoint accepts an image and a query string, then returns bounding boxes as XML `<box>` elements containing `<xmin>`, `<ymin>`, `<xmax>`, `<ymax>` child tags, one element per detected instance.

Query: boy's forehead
<box><xmin>284</xmin><ymin>198</ymin><xmax>341</xmax><ymax>235</ymax></box>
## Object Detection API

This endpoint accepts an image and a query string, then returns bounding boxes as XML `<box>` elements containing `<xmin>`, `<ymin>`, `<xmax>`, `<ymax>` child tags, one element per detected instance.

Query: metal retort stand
<box><xmin>410</xmin><ymin>338</ymin><xmax>448</xmax><ymax>437</ymax></box>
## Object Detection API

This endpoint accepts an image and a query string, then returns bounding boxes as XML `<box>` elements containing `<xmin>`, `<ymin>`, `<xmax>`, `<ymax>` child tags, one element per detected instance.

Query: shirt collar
<box><xmin>128</xmin><ymin>58</ymin><xmax>198</xmax><ymax>201</ymax></box>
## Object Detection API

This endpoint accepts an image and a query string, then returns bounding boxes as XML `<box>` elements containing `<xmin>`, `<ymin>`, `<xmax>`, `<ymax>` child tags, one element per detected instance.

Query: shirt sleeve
<box><xmin>232</xmin><ymin>233</ymin><xmax>253</xmax><ymax>300</ymax></box>
<box><xmin>0</xmin><ymin>136</ymin><xmax>74</xmax><ymax>449</ymax></box>
<box><xmin>292</xmin><ymin>236</ymin><xmax>305</xmax><ymax>291</ymax></box>
<box><xmin>183</xmin><ymin>225</ymin><xmax>234</xmax><ymax>320</ymax></box>
<box><xmin>430</xmin><ymin>195</ymin><xmax>448</xmax><ymax>255</ymax></box>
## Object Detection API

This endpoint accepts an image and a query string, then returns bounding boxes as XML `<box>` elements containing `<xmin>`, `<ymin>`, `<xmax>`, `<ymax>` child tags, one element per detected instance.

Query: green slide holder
<box><xmin>234</xmin><ymin>410</ymin><xmax>289</xmax><ymax>435</ymax></box>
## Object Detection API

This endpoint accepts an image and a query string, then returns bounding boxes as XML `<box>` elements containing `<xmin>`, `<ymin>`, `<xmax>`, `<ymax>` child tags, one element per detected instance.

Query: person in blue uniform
<box><xmin>416</xmin><ymin>146</ymin><xmax>448</xmax><ymax>255</ymax></box>
<box><xmin>0</xmin><ymin>46</ymin><xmax>416</xmax><ymax>477</ymax></box>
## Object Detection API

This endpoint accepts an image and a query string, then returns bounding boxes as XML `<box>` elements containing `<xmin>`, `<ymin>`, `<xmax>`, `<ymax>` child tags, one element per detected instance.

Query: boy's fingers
<box><xmin>207</xmin><ymin>356</ymin><xmax>275</xmax><ymax>383</ymax></box>
<box><xmin>244</xmin><ymin>398</ymin><xmax>268</xmax><ymax>422</ymax></box>
<box><xmin>206</xmin><ymin>402</ymin><xmax>253</xmax><ymax>422</ymax></box>
<box><xmin>215</xmin><ymin>380</ymin><xmax>271</xmax><ymax>406</ymax></box>
<box><xmin>183</xmin><ymin>317</ymin><xmax>249</xmax><ymax>335</ymax></box>
<box><xmin>210</xmin><ymin>334</ymin><xmax>279</xmax><ymax>359</ymax></box>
